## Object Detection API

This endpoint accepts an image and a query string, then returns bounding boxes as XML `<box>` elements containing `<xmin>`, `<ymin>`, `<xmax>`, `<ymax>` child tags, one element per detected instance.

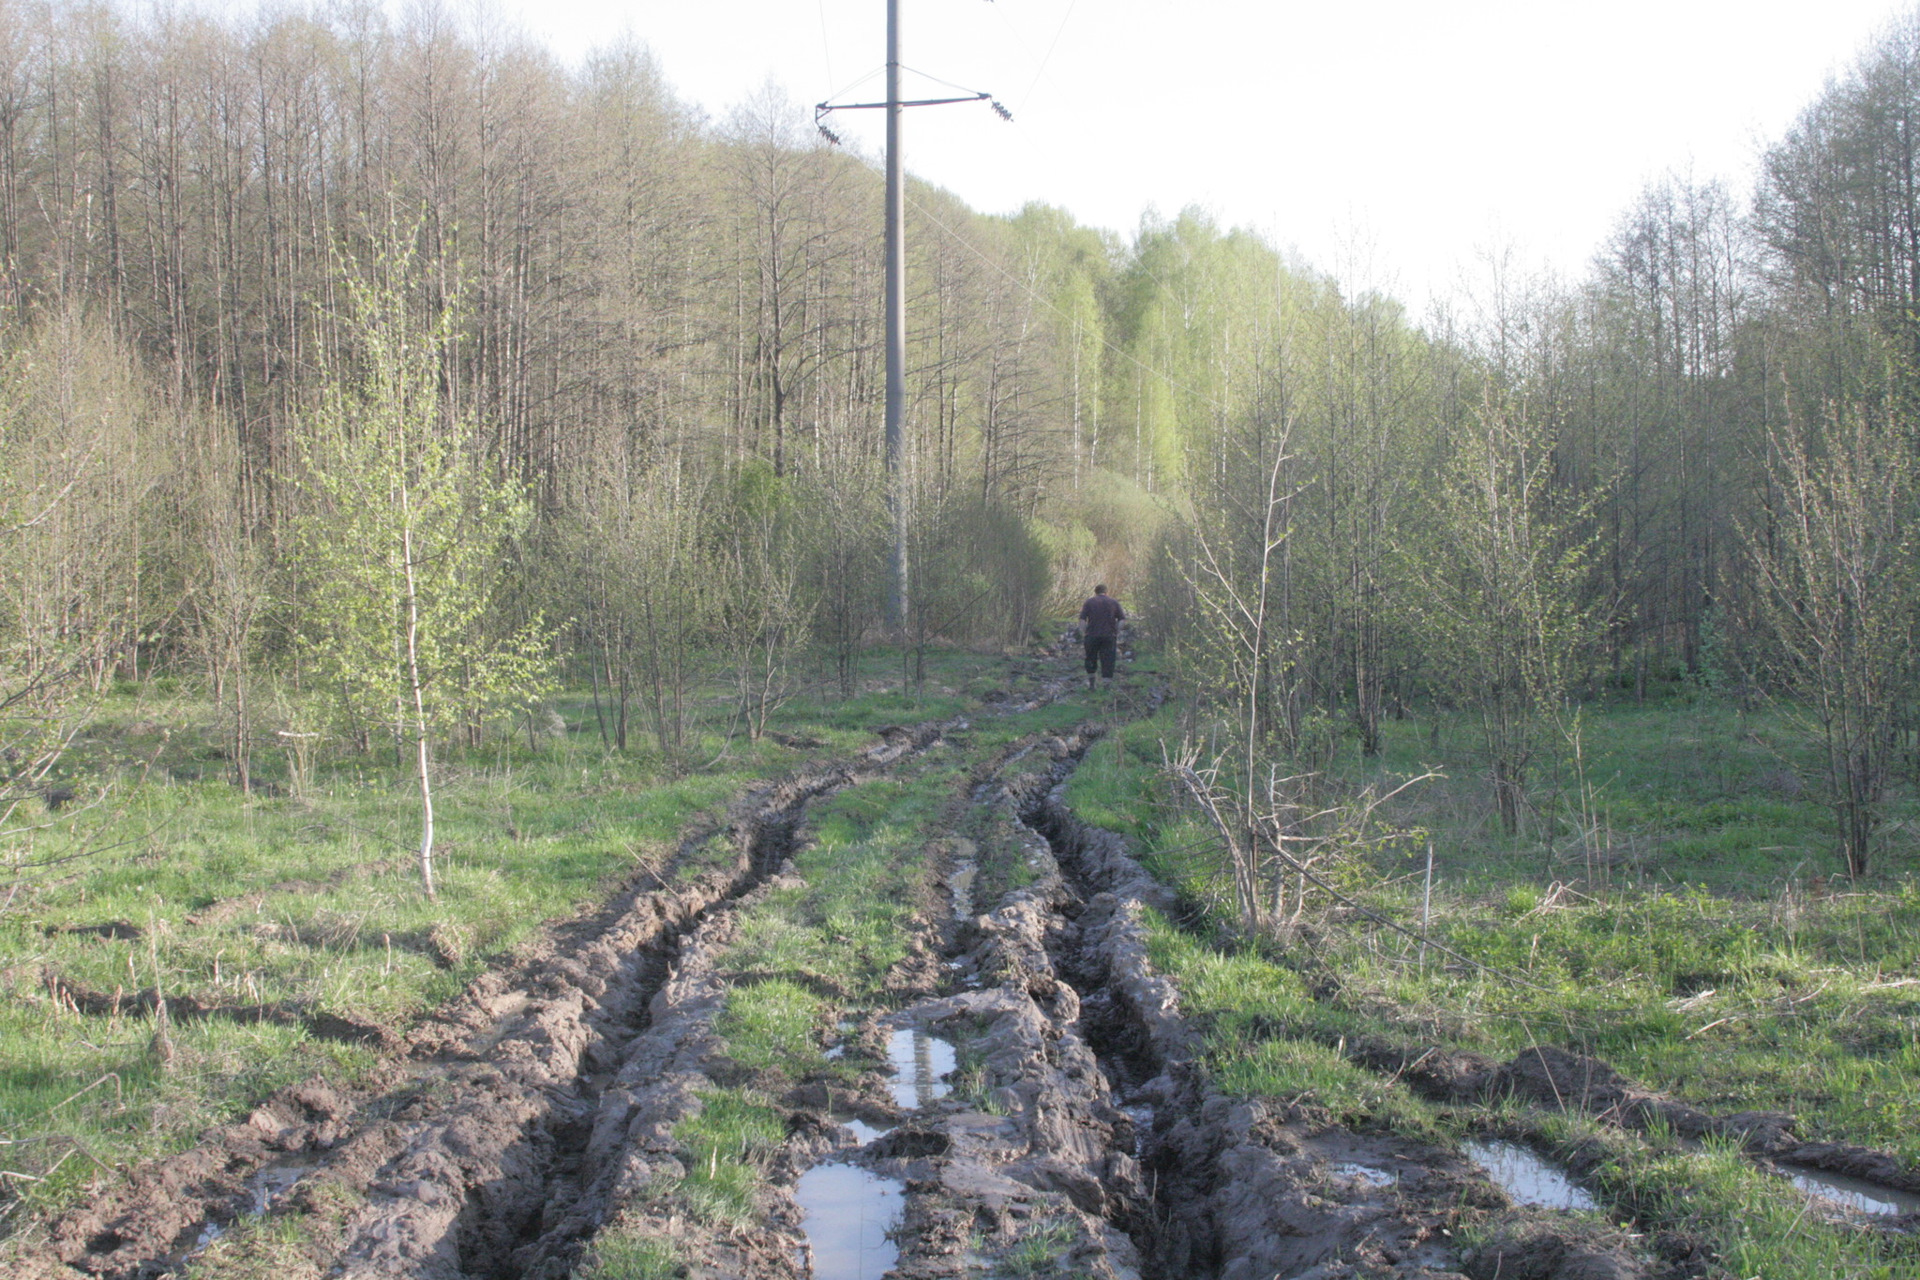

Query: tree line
<box><xmin>1</xmin><ymin>0</ymin><xmax>1919</xmax><ymax>888</ymax></box>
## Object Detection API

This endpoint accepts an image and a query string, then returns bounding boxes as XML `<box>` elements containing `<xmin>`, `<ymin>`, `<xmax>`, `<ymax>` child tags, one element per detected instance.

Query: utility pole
<box><xmin>816</xmin><ymin>7</ymin><xmax>1010</xmax><ymax>642</ymax></box>
<box><xmin>884</xmin><ymin>0</ymin><xmax>907</xmax><ymax>635</ymax></box>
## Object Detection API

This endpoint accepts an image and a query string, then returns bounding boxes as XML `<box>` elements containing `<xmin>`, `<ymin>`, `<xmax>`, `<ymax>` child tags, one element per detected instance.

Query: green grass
<box><xmin>715</xmin><ymin>980</ymin><xmax>829</xmax><ymax>1074</ymax></box>
<box><xmin>655</xmin><ymin>1089</ymin><xmax>787</xmax><ymax>1227</ymax></box>
<box><xmin>180</xmin><ymin>1210</ymin><xmax>323</xmax><ymax>1280</ymax></box>
<box><xmin>1062</xmin><ymin>691</ymin><xmax>1920</xmax><ymax>1279</ymax></box>
<box><xmin>1516</xmin><ymin>1111</ymin><xmax>1920</xmax><ymax>1279</ymax></box>
<box><xmin>578</xmin><ymin>1229</ymin><xmax>684</xmax><ymax>1280</ymax></box>
<box><xmin>0</xmin><ymin>648</ymin><xmax>1067</xmax><ymax>1235</ymax></box>
<box><xmin>998</xmin><ymin>1217</ymin><xmax>1079</xmax><ymax>1277</ymax></box>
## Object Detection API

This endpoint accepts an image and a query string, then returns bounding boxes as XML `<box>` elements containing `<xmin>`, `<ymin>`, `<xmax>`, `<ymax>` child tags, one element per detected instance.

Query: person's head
<box><xmin>1094</xmin><ymin>583</ymin><xmax>1107</xmax><ymax>595</ymax></box>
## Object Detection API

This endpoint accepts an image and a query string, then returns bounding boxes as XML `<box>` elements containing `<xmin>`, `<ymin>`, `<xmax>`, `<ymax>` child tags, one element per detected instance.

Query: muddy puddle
<box><xmin>148</xmin><ymin>1159</ymin><xmax>318</xmax><ymax>1276</ymax></box>
<box><xmin>885</xmin><ymin>1026</ymin><xmax>955</xmax><ymax>1109</ymax></box>
<box><xmin>832</xmin><ymin>1115</ymin><xmax>892</xmax><ymax>1146</ymax></box>
<box><xmin>794</xmin><ymin>1162</ymin><xmax>904</xmax><ymax>1279</ymax></box>
<box><xmin>1329</xmin><ymin>1161</ymin><xmax>1398</xmax><ymax>1189</ymax></box>
<box><xmin>1784</xmin><ymin>1163</ymin><xmax>1920</xmax><ymax>1216</ymax></box>
<box><xmin>1466</xmin><ymin>1139</ymin><xmax>1597</xmax><ymax>1211</ymax></box>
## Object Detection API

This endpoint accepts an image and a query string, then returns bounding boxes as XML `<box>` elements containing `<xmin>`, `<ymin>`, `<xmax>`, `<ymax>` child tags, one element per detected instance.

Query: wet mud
<box><xmin>5</xmin><ymin>719</ymin><xmax>955</xmax><ymax>1280</ymax></box>
<box><xmin>11</xmin><ymin>698</ymin><xmax>1919</xmax><ymax>1280</ymax></box>
<box><xmin>1022</xmin><ymin>746</ymin><xmax>1492</xmax><ymax>1280</ymax></box>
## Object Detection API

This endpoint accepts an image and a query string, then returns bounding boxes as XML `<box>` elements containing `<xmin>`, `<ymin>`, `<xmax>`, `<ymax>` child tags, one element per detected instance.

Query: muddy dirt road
<box><xmin>8</xmin><ymin>686</ymin><xmax>1915</xmax><ymax>1280</ymax></box>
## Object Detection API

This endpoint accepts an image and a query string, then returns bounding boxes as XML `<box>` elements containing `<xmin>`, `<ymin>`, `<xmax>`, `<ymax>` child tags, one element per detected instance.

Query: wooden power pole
<box><xmin>815</xmin><ymin>5</ymin><xmax>1009</xmax><ymax>639</ymax></box>
<box><xmin>884</xmin><ymin>0</ymin><xmax>908</xmax><ymax>635</ymax></box>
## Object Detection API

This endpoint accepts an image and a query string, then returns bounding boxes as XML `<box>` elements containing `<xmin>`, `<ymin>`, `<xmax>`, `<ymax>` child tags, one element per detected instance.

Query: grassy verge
<box><xmin>1063</xmin><ymin>693</ymin><xmax>1920</xmax><ymax>1277</ymax></box>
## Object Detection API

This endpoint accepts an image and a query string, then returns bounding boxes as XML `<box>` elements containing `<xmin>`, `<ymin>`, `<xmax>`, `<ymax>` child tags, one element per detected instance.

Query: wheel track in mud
<box><xmin>974</xmin><ymin>735</ymin><xmax>1482</xmax><ymax>1280</ymax></box>
<box><xmin>522</xmin><ymin>713</ymin><xmax>1916</xmax><ymax>1280</ymax></box>
<box><xmin>23</xmin><ymin>692</ymin><xmax>1898</xmax><ymax>1280</ymax></box>
<box><xmin>1018</xmin><ymin>736</ymin><xmax>1920</xmax><ymax>1279</ymax></box>
<box><xmin>1007</xmin><ymin>740</ymin><xmax>1487</xmax><ymax>1280</ymax></box>
<box><xmin>4</xmin><ymin>716</ymin><xmax>964</xmax><ymax>1280</ymax></box>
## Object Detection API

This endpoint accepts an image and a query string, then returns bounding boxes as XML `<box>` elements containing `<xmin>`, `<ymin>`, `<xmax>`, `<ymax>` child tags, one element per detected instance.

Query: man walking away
<box><xmin>1079</xmin><ymin>584</ymin><xmax>1125</xmax><ymax>692</ymax></box>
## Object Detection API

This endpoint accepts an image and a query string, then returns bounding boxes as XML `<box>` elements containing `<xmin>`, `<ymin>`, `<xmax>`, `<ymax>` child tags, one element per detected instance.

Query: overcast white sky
<box><xmin>481</xmin><ymin>0</ymin><xmax>1910</xmax><ymax>310</ymax></box>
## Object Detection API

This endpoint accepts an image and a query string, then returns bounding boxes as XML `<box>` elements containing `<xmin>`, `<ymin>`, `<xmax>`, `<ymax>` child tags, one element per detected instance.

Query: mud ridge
<box><xmin>5</xmin><ymin>718</ymin><xmax>957</xmax><ymax>1280</ymax></box>
<box><xmin>799</xmin><ymin>725</ymin><xmax>1155</xmax><ymax>1280</ymax></box>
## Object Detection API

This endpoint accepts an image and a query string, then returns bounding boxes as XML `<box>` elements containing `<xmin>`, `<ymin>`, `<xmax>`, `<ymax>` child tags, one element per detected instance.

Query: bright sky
<box><xmin>487</xmin><ymin>0</ymin><xmax>1911</xmax><ymax>310</ymax></box>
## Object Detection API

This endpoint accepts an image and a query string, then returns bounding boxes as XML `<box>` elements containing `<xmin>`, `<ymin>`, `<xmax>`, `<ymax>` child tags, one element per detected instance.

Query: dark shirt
<box><xmin>1079</xmin><ymin>593</ymin><xmax>1125</xmax><ymax>641</ymax></box>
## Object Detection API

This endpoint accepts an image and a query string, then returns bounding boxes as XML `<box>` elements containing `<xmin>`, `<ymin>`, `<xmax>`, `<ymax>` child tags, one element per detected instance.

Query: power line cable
<box><xmin>898</xmin><ymin>63</ymin><xmax>993</xmax><ymax>98</ymax></box>
<box><xmin>816</xmin><ymin>0</ymin><xmax>835</xmax><ymax>95</ymax></box>
<box><xmin>1016</xmin><ymin>0</ymin><xmax>1077</xmax><ymax>112</ymax></box>
<box><xmin>823</xmin><ymin>65</ymin><xmax>885</xmax><ymax>107</ymax></box>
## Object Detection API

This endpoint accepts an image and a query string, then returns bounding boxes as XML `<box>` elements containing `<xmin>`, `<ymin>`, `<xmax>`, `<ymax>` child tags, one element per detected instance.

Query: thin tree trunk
<box><xmin>401</xmin><ymin>517</ymin><xmax>436</xmax><ymax>901</ymax></box>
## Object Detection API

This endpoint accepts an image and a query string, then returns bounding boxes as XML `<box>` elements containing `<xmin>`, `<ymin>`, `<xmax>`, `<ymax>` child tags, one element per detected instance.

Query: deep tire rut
<box><xmin>1014</xmin><ymin>743</ymin><xmax>1485</xmax><ymax>1279</ymax></box>
<box><xmin>13</xmin><ymin>696</ymin><xmax>1799</xmax><ymax>1280</ymax></box>
<box><xmin>8</xmin><ymin>720</ymin><xmax>955</xmax><ymax>1280</ymax></box>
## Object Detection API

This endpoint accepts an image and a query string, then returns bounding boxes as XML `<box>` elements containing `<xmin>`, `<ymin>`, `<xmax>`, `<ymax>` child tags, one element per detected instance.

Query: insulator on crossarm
<box><xmin>990</xmin><ymin>100</ymin><xmax>1013</xmax><ymax>122</ymax></box>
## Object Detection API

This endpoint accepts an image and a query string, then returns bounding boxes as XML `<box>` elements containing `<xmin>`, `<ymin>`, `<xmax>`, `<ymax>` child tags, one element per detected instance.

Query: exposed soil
<box><xmin>10</xmin><ymin>695</ymin><xmax>1918</xmax><ymax>1280</ymax></box>
<box><xmin>4</xmin><ymin>718</ymin><xmax>955</xmax><ymax>1280</ymax></box>
<box><xmin>1020</xmin><ymin>742</ymin><xmax>1492</xmax><ymax>1280</ymax></box>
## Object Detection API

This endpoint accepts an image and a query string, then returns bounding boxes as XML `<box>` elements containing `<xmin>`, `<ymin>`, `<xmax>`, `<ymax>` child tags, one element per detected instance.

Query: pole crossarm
<box><xmin>817</xmin><ymin>93</ymin><xmax>990</xmax><ymax>112</ymax></box>
<box><xmin>848</xmin><ymin>0</ymin><xmax>1010</xmax><ymax>642</ymax></box>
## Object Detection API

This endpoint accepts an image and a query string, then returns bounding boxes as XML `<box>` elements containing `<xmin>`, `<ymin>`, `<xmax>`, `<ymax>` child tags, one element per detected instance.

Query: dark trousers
<box><xmin>1084</xmin><ymin>636</ymin><xmax>1117</xmax><ymax>679</ymax></box>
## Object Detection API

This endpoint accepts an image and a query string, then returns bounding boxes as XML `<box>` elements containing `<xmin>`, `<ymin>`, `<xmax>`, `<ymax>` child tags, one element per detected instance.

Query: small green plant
<box><xmin>661</xmin><ymin>1090</ymin><xmax>785</xmax><ymax>1227</ymax></box>
<box><xmin>714</xmin><ymin>980</ymin><xmax>825</xmax><ymax>1074</ymax></box>
<box><xmin>999</xmin><ymin>1217</ymin><xmax>1079</xmax><ymax>1278</ymax></box>
<box><xmin>579</xmin><ymin>1229</ymin><xmax>684</xmax><ymax>1280</ymax></box>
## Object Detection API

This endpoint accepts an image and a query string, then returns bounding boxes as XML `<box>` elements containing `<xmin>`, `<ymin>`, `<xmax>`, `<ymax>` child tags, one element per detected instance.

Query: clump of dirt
<box><xmin>43</xmin><ymin>920</ymin><xmax>144</xmax><ymax>941</ymax></box>
<box><xmin>1461</xmin><ymin>1224</ymin><xmax>1648</xmax><ymax>1280</ymax></box>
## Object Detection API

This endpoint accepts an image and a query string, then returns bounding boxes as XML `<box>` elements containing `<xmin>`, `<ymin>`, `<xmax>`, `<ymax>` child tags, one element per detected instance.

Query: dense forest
<box><xmin>3</xmin><ymin>0</ymin><xmax>1920</xmax><ymax>881</ymax></box>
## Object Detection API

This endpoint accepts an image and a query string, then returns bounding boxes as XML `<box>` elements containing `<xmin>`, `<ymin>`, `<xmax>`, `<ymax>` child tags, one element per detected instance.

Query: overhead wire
<box><xmin>815</xmin><ymin>0</ymin><xmax>835</xmax><ymax>96</ymax></box>
<box><xmin>897</xmin><ymin>63</ymin><xmax>993</xmax><ymax>100</ymax></box>
<box><xmin>821</xmin><ymin>65</ymin><xmax>885</xmax><ymax>107</ymax></box>
<box><xmin>1014</xmin><ymin>0</ymin><xmax>1077</xmax><ymax>113</ymax></box>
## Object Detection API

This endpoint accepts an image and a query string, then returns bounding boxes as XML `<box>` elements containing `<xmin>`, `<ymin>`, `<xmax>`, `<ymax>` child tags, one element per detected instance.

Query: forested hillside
<box><xmin>1</xmin><ymin>0</ymin><xmax>1919</xmax><ymax>865</ymax></box>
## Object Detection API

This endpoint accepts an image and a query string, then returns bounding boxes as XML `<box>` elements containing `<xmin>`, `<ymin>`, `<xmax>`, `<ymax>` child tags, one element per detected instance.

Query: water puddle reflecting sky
<box><xmin>1465</xmin><ymin>1139</ymin><xmax>1597</xmax><ymax>1211</ymax></box>
<box><xmin>1330</xmin><ymin>1162</ymin><xmax>1397</xmax><ymax>1189</ymax></box>
<box><xmin>795</xmin><ymin>1162</ymin><xmax>903</xmax><ymax>1280</ymax></box>
<box><xmin>886</xmin><ymin>1027</ymin><xmax>955</xmax><ymax>1110</ymax></box>
<box><xmin>833</xmin><ymin>1115</ymin><xmax>891</xmax><ymax>1147</ymax></box>
<box><xmin>1784</xmin><ymin>1164</ymin><xmax>1920</xmax><ymax>1216</ymax></box>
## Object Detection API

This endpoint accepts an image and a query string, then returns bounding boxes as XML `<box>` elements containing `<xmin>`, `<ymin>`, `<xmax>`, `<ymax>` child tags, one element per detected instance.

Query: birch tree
<box><xmin>289</xmin><ymin>241</ymin><xmax>553</xmax><ymax>900</ymax></box>
<box><xmin>1414</xmin><ymin>390</ymin><xmax>1605</xmax><ymax>835</ymax></box>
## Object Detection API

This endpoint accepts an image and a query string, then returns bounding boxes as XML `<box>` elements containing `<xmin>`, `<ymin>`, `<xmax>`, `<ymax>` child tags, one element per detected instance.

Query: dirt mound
<box><xmin>39</xmin><ymin>1077</ymin><xmax>354</xmax><ymax>1280</ymax></box>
